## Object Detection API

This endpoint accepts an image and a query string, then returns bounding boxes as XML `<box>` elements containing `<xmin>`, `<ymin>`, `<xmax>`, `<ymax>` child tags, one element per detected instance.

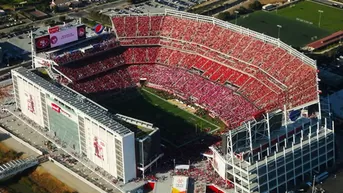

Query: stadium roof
<box><xmin>306</xmin><ymin>30</ymin><xmax>343</xmax><ymax>51</ymax></box>
<box><xmin>13</xmin><ymin>67</ymin><xmax>132</xmax><ymax>136</ymax></box>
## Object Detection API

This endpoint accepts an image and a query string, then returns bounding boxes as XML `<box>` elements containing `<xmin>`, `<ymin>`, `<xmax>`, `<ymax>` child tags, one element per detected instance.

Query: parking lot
<box><xmin>102</xmin><ymin>0</ymin><xmax>205</xmax><ymax>16</ymax></box>
<box><xmin>0</xmin><ymin>25</ymin><xmax>38</xmax><ymax>68</ymax></box>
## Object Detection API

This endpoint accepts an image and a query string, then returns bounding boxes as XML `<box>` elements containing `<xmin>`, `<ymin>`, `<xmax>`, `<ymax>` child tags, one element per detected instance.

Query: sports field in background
<box><xmin>94</xmin><ymin>88</ymin><xmax>220</xmax><ymax>147</ymax></box>
<box><xmin>276</xmin><ymin>1</ymin><xmax>343</xmax><ymax>32</ymax></box>
<box><xmin>231</xmin><ymin>0</ymin><xmax>343</xmax><ymax>47</ymax></box>
<box><xmin>233</xmin><ymin>11</ymin><xmax>330</xmax><ymax>47</ymax></box>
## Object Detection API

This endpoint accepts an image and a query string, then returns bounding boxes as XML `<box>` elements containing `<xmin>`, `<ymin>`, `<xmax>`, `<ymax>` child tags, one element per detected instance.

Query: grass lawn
<box><xmin>275</xmin><ymin>0</ymin><xmax>343</xmax><ymax>32</ymax></box>
<box><xmin>94</xmin><ymin>88</ymin><xmax>219</xmax><ymax>147</ymax></box>
<box><xmin>232</xmin><ymin>11</ymin><xmax>331</xmax><ymax>47</ymax></box>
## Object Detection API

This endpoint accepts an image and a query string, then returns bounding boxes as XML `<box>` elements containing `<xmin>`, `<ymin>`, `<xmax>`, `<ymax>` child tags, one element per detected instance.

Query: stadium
<box><xmin>12</xmin><ymin>9</ymin><xmax>335</xmax><ymax>193</ymax></box>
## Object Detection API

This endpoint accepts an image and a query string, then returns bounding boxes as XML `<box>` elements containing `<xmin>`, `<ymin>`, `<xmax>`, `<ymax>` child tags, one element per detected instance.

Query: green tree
<box><xmin>249</xmin><ymin>0</ymin><xmax>262</xmax><ymax>11</ymax></box>
<box><xmin>237</xmin><ymin>6</ymin><xmax>249</xmax><ymax>14</ymax></box>
<box><xmin>217</xmin><ymin>12</ymin><xmax>232</xmax><ymax>21</ymax></box>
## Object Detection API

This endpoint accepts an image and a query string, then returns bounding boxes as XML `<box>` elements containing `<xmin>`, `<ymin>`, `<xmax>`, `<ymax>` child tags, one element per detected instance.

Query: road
<box><xmin>0</xmin><ymin>61</ymin><xmax>31</xmax><ymax>76</ymax></box>
<box><xmin>312</xmin><ymin>0</ymin><xmax>343</xmax><ymax>7</ymax></box>
<box><xmin>0</xmin><ymin>129</ymin><xmax>100</xmax><ymax>193</ymax></box>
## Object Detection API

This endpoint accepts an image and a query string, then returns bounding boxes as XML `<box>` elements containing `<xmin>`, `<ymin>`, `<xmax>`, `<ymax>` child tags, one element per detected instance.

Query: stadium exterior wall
<box><xmin>11</xmin><ymin>69</ymin><xmax>136</xmax><ymax>183</ymax></box>
<box><xmin>210</xmin><ymin>117</ymin><xmax>335</xmax><ymax>193</ymax></box>
<box><xmin>14</xmin><ymin>75</ymin><xmax>45</xmax><ymax>128</ymax></box>
<box><xmin>122</xmin><ymin>133</ymin><xmax>137</xmax><ymax>183</ymax></box>
<box><xmin>212</xmin><ymin>149</ymin><xmax>226</xmax><ymax>179</ymax></box>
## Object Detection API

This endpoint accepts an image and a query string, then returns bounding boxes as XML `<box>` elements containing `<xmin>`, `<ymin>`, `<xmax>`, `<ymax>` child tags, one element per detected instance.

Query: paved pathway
<box><xmin>0</xmin><ymin>129</ymin><xmax>100</xmax><ymax>193</ymax></box>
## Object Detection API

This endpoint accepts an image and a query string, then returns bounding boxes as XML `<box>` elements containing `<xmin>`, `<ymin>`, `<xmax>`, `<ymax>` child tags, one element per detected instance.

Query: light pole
<box><xmin>318</xmin><ymin>10</ymin><xmax>323</xmax><ymax>27</ymax></box>
<box><xmin>234</xmin><ymin>11</ymin><xmax>239</xmax><ymax>25</ymax></box>
<box><xmin>277</xmin><ymin>25</ymin><xmax>282</xmax><ymax>39</ymax></box>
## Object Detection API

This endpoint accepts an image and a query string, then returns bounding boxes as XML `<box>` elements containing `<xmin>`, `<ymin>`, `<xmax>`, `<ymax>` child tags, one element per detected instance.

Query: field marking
<box><xmin>142</xmin><ymin>88</ymin><xmax>220</xmax><ymax>130</ymax></box>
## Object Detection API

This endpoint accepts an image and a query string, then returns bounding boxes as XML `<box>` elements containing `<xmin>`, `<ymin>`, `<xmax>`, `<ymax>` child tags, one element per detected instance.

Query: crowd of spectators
<box><xmin>110</xmin><ymin>15</ymin><xmax>318</xmax><ymax>109</ymax></box>
<box><xmin>170</xmin><ymin>160</ymin><xmax>234</xmax><ymax>192</ymax></box>
<box><xmin>54</xmin><ymin>51</ymin><xmax>125</xmax><ymax>82</ymax></box>
<box><xmin>51</xmin><ymin>37</ymin><xmax>119</xmax><ymax>65</ymax></box>
<box><xmin>48</xmin><ymin>15</ymin><xmax>319</xmax><ymax>130</ymax></box>
<box><xmin>54</xmin><ymin>42</ymin><xmax>315</xmax><ymax>128</ymax></box>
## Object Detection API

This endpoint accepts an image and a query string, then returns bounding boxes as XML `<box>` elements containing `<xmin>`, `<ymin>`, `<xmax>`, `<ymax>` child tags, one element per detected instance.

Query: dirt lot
<box><xmin>0</xmin><ymin>85</ymin><xmax>12</xmax><ymax>100</ymax></box>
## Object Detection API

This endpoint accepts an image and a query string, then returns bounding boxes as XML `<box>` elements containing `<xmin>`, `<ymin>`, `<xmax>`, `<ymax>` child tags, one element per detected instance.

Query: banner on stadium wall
<box><xmin>35</xmin><ymin>35</ymin><xmax>51</xmax><ymax>51</ymax></box>
<box><xmin>48</xmin><ymin>25</ymin><xmax>60</xmax><ymax>34</ymax></box>
<box><xmin>93</xmin><ymin>24</ymin><xmax>104</xmax><ymax>34</ymax></box>
<box><xmin>50</xmin><ymin>27</ymin><xmax>79</xmax><ymax>48</ymax></box>
<box><xmin>35</xmin><ymin>25</ymin><xmax>86</xmax><ymax>51</ymax></box>
<box><xmin>49</xmin><ymin>25</ymin><xmax>86</xmax><ymax>48</ymax></box>
<box><xmin>25</xmin><ymin>93</ymin><xmax>36</xmax><ymax>114</ymax></box>
<box><xmin>46</xmin><ymin>98</ymin><xmax>78</xmax><ymax>122</ymax></box>
<box><xmin>35</xmin><ymin>57</ymin><xmax>52</xmax><ymax>68</ymax></box>
<box><xmin>93</xmin><ymin>136</ymin><xmax>106</xmax><ymax>161</ymax></box>
<box><xmin>172</xmin><ymin>176</ymin><xmax>188</xmax><ymax>193</ymax></box>
<box><xmin>213</xmin><ymin>151</ymin><xmax>226</xmax><ymax>179</ymax></box>
<box><xmin>51</xmin><ymin>102</ymin><xmax>73</xmax><ymax>120</ymax></box>
<box><xmin>77</xmin><ymin>25</ymin><xmax>86</xmax><ymax>40</ymax></box>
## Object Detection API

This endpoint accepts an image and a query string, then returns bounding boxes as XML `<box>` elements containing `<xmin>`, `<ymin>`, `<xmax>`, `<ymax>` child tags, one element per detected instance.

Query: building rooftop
<box><xmin>115</xmin><ymin>114</ymin><xmax>157</xmax><ymax>139</ymax></box>
<box><xmin>306</xmin><ymin>30</ymin><xmax>343</xmax><ymax>50</ymax></box>
<box><xmin>13</xmin><ymin>67</ymin><xmax>132</xmax><ymax>136</ymax></box>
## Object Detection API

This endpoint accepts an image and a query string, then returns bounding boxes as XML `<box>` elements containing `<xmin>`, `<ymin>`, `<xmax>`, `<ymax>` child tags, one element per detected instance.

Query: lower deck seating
<box><xmin>72</xmin><ymin>64</ymin><xmax>258</xmax><ymax>128</ymax></box>
<box><xmin>54</xmin><ymin>45</ymin><xmax>317</xmax><ymax>128</ymax></box>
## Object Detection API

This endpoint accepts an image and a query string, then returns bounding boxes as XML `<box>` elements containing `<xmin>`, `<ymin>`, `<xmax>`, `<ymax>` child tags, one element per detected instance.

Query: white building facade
<box><xmin>210</xmin><ymin>108</ymin><xmax>335</xmax><ymax>193</ymax></box>
<box><xmin>11</xmin><ymin>67</ymin><xmax>136</xmax><ymax>183</ymax></box>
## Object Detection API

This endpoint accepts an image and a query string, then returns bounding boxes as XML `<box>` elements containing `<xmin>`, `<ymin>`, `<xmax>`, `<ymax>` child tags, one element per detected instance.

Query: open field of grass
<box><xmin>94</xmin><ymin>88</ymin><xmax>219</xmax><ymax>147</ymax></box>
<box><xmin>232</xmin><ymin>11</ymin><xmax>331</xmax><ymax>47</ymax></box>
<box><xmin>275</xmin><ymin>1</ymin><xmax>343</xmax><ymax>32</ymax></box>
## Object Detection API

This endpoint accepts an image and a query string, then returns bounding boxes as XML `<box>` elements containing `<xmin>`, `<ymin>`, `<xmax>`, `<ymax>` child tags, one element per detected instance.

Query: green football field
<box><xmin>275</xmin><ymin>1</ymin><xmax>343</xmax><ymax>32</ymax></box>
<box><xmin>95</xmin><ymin>88</ymin><xmax>220</xmax><ymax>148</ymax></box>
<box><xmin>231</xmin><ymin>0</ymin><xmax>343</xmax><ymax>47</ymax></box>
<box><xmin>233</xmin><ymin>11</ymin><xmax>330</xmax><ymax>47</ymax></box>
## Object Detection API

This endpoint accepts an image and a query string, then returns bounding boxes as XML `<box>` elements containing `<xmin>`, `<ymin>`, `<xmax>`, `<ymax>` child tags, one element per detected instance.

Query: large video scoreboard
<box><xmin>34</xmin><ymin>25</ymin><xmax>86</xmax><ymax>52</ymax></box>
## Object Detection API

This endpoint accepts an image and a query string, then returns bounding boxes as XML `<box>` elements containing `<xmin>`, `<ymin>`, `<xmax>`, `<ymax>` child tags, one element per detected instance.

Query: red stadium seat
<box><xmin>53</xmin><ymin>14</ymin><xmax>318</xmax><ymax>130</ymax></box>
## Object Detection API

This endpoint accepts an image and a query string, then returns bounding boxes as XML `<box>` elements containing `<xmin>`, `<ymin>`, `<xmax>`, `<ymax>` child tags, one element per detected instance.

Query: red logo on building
<box><xmin>51</xmin><ymin>103</ymin><xmax>71</xmax><ymax>118</ymax></box>
<box><xmin>35</xmin><ymin>36</ymin><xmax>50</xmax><ymax>49</ymax></box>
<box><xmin>48</xmin><ymin>26</ymin><xmax>60</xmax><ymax>34</ymax></box>
<box><xmin>78</xmin><ymin>27</ymin><xmax>85</xmax><ymax>37</ymax></box>
<box><xmin>94</xmin><ymin>137</ymin><xmax>104</xmax><ymax>160</ymax></box>
<box><xmin>51</xmin><ymin>103</ymin><xmax>61</xmax><ymax>113</ymax></box>
<box><xmin>27</xmin><ymin>95</ymin><xmax>35</xmax><ymax>114</ymax></box>
<box><xmin>50</xmin><ymin>36</ymin><xmax>58</xmax><ymax>45</ymax></box>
